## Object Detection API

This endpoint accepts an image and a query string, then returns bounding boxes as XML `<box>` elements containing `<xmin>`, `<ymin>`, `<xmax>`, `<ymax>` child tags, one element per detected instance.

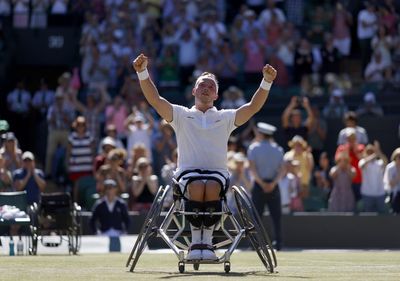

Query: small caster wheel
<box><xmin>193</xmin><ymin>263</ymin><xmax>200</xmax><ymax>271</ymax></box>
<box><xmin>178</xmin><ymin>262</ymin><xmax>185</xmax><ymax>273</ymax></box>
<box><xmin>224</xmin><ymin>262</ymin><xmax>231</xmax><ymax>273</ymax></box>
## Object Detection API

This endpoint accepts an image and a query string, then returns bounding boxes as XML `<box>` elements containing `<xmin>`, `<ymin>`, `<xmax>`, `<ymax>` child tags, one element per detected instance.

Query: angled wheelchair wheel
<box><xmin>232</xmin><ymin>185</ymin><xmax>276</xmax><ymax>273</ymax></box>
<box><xmin>68</xmin><ymin>206</ymin><xmax>82</xmax><ymax>255</ymax></box>
<box><xmin>28</xmin><ymin>225</ymin><xmax>38</xmax><ymax>255</ymax></box>
<box><xmin>126</xmin><ymin>185</ymin><xmax>170</xmax><ymax>272</ymax></box>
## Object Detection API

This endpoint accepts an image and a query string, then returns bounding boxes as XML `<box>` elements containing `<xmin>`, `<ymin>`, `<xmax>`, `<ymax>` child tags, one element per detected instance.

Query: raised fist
<box><xmin>262</xmin><ymin>64</ymin><xmax>277</xmax><ymax>83</ymax></box>
<box><xmin>133</xmin><ymin>54</ymin><xmax>148</xmax><ymax>72</ymax></box>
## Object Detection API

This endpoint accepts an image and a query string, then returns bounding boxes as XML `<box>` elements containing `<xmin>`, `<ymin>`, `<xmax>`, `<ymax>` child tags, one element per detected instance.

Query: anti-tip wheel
<box><xmin>224</xmin><ymin>262</ymin><xmax>231</xmax><ymax>273</ymax></box>
<box><xmin>179</xmin><ymin>262</ymin><xmax>185</xmax><ymax>273</ymax></box>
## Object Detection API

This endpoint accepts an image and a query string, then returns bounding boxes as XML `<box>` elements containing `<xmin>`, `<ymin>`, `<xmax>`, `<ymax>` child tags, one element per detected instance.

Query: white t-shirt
<box><xmin>279</xmin><ymin>173</ymin><xmax>297</xmax><ymax>206</ymax></box>
<box><xmin>169</xmin><ymin>105</ymin><xmax>237</xmax><ymax>176</ymax></box>
<box><xmin>127</xmin><ymin>124</ymin><xmax>152</xmax><ymax>159</ymax></box>
<box><xmin>359</xmin><ymin>158</ymin><xmax>385</xmax><ymax>196</ymax></box>
<box><xmin>357</xmin><ymin>9</ymin><xmax>377</xmax><ymax>40</ymax></box>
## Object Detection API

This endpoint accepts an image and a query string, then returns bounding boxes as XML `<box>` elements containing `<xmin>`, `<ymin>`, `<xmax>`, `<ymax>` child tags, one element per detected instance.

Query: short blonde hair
<box><xmin>194</xmin><ymin>72</ymin><xmax>219</xmax><ymax>92</ymax></box>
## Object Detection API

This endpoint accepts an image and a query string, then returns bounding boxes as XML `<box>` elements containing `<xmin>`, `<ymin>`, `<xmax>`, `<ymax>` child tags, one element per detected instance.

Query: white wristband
<box><xmin>260</xmin><ymin>79</ymin><xmax>272</xmax><ymax>91</ymax></box>
<box><xmin>137</xmin><ymin>69</ymin><xmax>149</xmax><ymax>80</ymax></box>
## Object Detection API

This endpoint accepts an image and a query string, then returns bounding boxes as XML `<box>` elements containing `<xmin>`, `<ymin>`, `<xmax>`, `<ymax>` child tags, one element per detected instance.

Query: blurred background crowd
<box><xmin>0</xmin><ymin>0</ymin><xmax>400</xmax><ymax>216</ymax></box>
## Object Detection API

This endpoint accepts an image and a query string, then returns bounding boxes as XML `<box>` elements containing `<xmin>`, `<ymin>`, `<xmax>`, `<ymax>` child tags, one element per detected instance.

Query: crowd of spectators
<box><xmin>1</xmin><ymin>0</ymin><xmax>400</xmax><ymax>218</ymax></box>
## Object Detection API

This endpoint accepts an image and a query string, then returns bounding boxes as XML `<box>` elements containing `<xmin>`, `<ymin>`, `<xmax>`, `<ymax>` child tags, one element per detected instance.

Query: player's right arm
<box><xmin>133</xmin><ymin>54</ymin><xmax>173</xmax><ymax>122</ymax></box>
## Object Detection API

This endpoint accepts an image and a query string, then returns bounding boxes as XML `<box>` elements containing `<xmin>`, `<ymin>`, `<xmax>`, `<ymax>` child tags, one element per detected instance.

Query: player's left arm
<box><xmin>234</xmin><ymin>64</ymin><xmax>277</xmax><ymax>126</ymax></box>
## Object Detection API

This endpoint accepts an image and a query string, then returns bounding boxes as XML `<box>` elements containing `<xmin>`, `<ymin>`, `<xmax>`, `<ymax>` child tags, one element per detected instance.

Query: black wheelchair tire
<box><xmin>232</xmin><ymin>185</ymin><xmax>276</xmax><ymax>273</ymax></box>
<box><xmin>126</xmin><ymin>185</ymin><xmax>170</xmax><ymax>271</ymax></box>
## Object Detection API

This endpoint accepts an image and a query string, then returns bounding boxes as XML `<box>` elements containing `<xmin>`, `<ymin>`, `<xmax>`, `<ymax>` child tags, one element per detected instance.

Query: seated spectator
<box><xmin>284</xmin><ymin>136</ymin><xmax>314</xmax><ymax>200</ymax></box>
<box><xmin>281</xmin><ymin>96</ymin><xmax>314</xmax><ymax>146</ymax></box>
<box><xmin>97</xmin><ymin>125</ymin><xmax>124</xmax><ymax>154</ymax></box>
<box><xmin>0</xmin><ymin>132</ymin><xmax>22</xmax><ymax>174</ymax></box>
<box><xmin>90</xmin><ymin>179</ymin><xmax>130</xmax><ymax>236</ymax></box>
<box><xmin>328</xmin><ymin>152</ymin><xmax>355</xmax><ymax>212</ymax></box>
<box><xmin>364</xmin><ymin>51</ymin><xmax>392</xmax><ymax>82</ymax></box>
<box><xmin>105</xmin><ymin>96</ymin><xmax>129</xmax><ymax>142</ymax></box>
<box><xmin>96</xmin><ymin>148</ymin><xmax>127</xmax><ymax>196</ymax></box>
<box><xmin>13</xmin><ymin>151</ymin><xmax>46</xmax><ymax>205</ymax></box>
<box><xmin>125</xmin><ymin>111</ymin><xmax>154</xmax><ymax>160</ymax></box>
<box><xmin>0</xmin><ymin>154</ymin><xmax>12</xmax><ymax>192</ymax></box>
<box><xmin>220</xmin><ymin>86</ymin><xmax>246</xmax><ymax>109</ymax></box>
<box><xmin>227</xmin><ymin>152</ymin><xmax>252</xmax><ymax>212</ymax></box>
<box><xmin>127</xmin><ymin>143</ymin><xmax>149</xmax><ymax>179</ymax></box>
<box><xmin>129</xmin><ymin>157</ymin><xmax>158</xmax><ymax>212</ymax></box>
<box><xmin>337</xmin><ymin>111</ymin><xmax>369</xmax><ymax>145</ymax></box>
<box><xmin>355</xmin><ymin>92</ymin><xmax>384</xmax><ymax>117</ymax></box>
<box><xmin>322</xmin><ymin>88</ymin><xmax>349</xmax><ymax>119</ymax></box>
<box><xmin>93</xmin><ymin>136</ymin><xmax>117</xmax><ymax>173</ymax></box>
<box><xmin>359</xmin><ymin>142</ymin><xmax>388</xmax><ymax>213</ymax></box>
<box><xmin>383</xmin><ymin>147</ymin><xmax>400</xmax><ymax>214</ymax></box>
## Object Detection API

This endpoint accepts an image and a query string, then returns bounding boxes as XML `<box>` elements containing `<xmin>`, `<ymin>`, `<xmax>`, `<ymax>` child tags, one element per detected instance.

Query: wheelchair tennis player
<box><xmin>133</xmin><ymin>53</ymin><xmax>276</xmax><ymax>260</ymax></box>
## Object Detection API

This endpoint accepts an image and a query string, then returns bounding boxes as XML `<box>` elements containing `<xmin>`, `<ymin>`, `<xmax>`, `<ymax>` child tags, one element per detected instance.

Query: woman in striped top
<box><xmin>67</xmin><ymin>116</ymin><xmax>95</xmax><ymax>201</ymax></box>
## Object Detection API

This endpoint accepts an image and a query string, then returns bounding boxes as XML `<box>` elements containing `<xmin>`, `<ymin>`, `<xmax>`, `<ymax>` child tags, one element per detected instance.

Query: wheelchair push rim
<box><xmin>126</xmin><ymin>185</ymin><xmax>170</xmax><ymax>271</ymax></box>
<box><xmin>232</xmin><ymin>185</ymin><xmax>277</xmax><ymax>273</ymax></box>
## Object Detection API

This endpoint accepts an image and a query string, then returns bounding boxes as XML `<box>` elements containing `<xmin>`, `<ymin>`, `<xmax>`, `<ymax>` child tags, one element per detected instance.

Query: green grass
<box><xmin>1</xmin><ymin>251</ymin><xmax>400</xmax><ymax>281</ymax></box>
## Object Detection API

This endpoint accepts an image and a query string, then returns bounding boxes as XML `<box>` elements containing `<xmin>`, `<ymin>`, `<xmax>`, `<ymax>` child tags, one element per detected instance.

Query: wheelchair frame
<box><xmin>28</xmin><ymin>192</ymin><xmax>82</xmax><ymax>255</ymax></box>
<box><xmin>126</xmin><ymin>183</ymin><xmax>277</xmax><ymax>273</ymax></box>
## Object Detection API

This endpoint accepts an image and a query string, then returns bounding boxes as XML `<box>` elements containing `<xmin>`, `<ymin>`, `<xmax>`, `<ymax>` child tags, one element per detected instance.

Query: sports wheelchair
<box><xmin>28</xmin><ymin>192</ymin><xmax>81</xmax><ymax>255</ymax></box>
<box><xmin>126</xmin><ymin>178</ymin><xmax>277</xmax><ymax>273</ymax></box>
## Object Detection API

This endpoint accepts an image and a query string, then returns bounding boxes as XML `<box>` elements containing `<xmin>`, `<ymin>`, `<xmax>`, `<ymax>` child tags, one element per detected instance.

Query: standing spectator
<box><xmin>359</xmin><ymin>143</ymin><xmax>388</xmax><ymax>213</ymax></box>
<box><xmin>337</xmin><ymin>111</ymin><xmax>369</xmax><ymax>145</ymax></box>
<box><xmin>332</xmin><ymin>1</ymin><xmax>353</xmax><ymax>56</ymax></box>
<box><xmin>153</xmin><ymin>120</ymin><xmax>176</xmax><ymax>177</ymax></box>
<box><xmin>335</xmin><ymin>128</ymin><xmax>365</xmax><ymax>205</ymax></box>
<box><xmin>13</xmin><ymin>151</ymin><xmax>46</xmax><ymax>205</ymax></box>
<box><xmin>328</xmin><ymin>152</ymin><xmax>355</xmax><ymax>212</ymax></box>
<box><xmin>247</xmin><ymin>123</ymin><xmax>284</xmax><ymax>250</ymax></box>
<box><xmin>281</xmin><ymin>96</ymin><xmax>314</xmax><ymax>145</ymax></box>
<box><xmin>55</xmin><ymin>72</ymin><xmax>76</xmax><ymax>111</ymax></box>
<box><xmin>307</xmin><ymin>106</ymin><xmax>327</xmax><ymax>162</ymax></box>
<box><xmin>364</xmin><ymin>51</ymin><xmax>392</xmax><ymax>82</ymax></box>
<box><xmin>307</xmin><ymin>5</ymin><xmax>330</xmax><ymax>47</ymax></box>
<box><xmin>126</xmin><ymin>143</ymin><xmax>149</xmax><ymax>179</ymax></box>
<box><xmin>31</xmin><ymin>0</ymin><xmax>50</xmax><ymax>28</ymax></box>
<box><xmin>45</xmin><ymin>90</ymin><xmax>75</xmax><ymax>176</ymax></box>
<box><xmin>322</xmin><ymin>88</ymin><xmax>349</xmax><ymax>119</ymax></box>
<box><xmin>285</xmin><ymin>0</ymin><xmax>305</xmax><ymax>27</ymax></box>
<box><xmin>214</xmin><ymin>39</ymin><xmax>239</xmax><ymax>92</ymax></box>
<box><xmin>6</xmin><ymin>81</ymin><xmax>31</xmax><ymax>149</ymax></box>
<box><xmin>313</xmin><ymin>151</ymin><xmax>332</xmax><ymax>207</ymax></box>
<box><xmin>66</xmin><ymin>116</ymin><xmax>95</xmax><ymax>201</ymax></box>
<box><xmin>371</xmin><ymin>25</ymin><xmax>394</xmax><ymax>68</ymax></box>
<box><xmin>258</xmin><ymin>0</ymin><xmax>286</xmax><ymax>26</ymax></box>
<box><xmin>13</xmin><ymin>0</ymin><xmax>29</xmax><ymax>28</ymax></box>
<box><xmin>97</xmin><ymin>125</ymin><xmax>124</xmax><ymax>154</ymax></box>
<box><xmin>200</xmin><ymin>10</ymin><xmax>226</xmax><ymax>45</ymax></box>
<box><xmin>0</xmin><ymin>154</ymin><xmax>13</xmax><ymax>192</ymax></box>
<box><xmin>284</xmin><ymin>135</ymin><xmax>314</xmax><ymax>200</ymax></box>
<box><xmin>243</xmin><ymin>28</ymin><xmax>266</xmax><ymax>85</ymax></box>
<box><xmin>125</xmin><ymin>112</ymin><xmax>154</xmax><ymax>160</ymax></box>
<box><xmin>383</xmin><ymin>147</ymin><xmax>400</xmax><ymax>214</ymax></box>
<box><xmin>357</xmin><ymin>1</ymin><xmax>378</xmax><ymax>71</ymax></box>
<box><xmin>279</xmin><ymin>159</ymin><xmax>301</xmax><ymax>214</ymax></box>
<box><xmin>32</xmin><ymin>78</ymin><xmax>55</xmax><ymax>165</ymax></box>
<box><xmin>0</xmin><ymin>132</ymin><xmax>22</xmax><ymax>174</ymax></box>
<box><xmin>105</xmin><ymin>95</ymin><xmax>129</xmax><ymax>142</ymax></box>
<box><xmin>51</xmin><ymin>0</ymin><xmax>69</xmax><ymax>14</ymax></box>
<box><xmin>320</xmin><ymin>34</ymin><xmax>341</xmax><ymax>76</ymax></box>
<box><xmin>293</xmin><ymin>38</ymin><xmax>313</xmax><ymax>84</ymax></box>
<box><xmin>93</xmin><ymin>136</ymin><xmax>116</xmax><ymax>173</ymax></box>
<box><xmin>356</xmin><ymin>92</ymin><xmax>384</xmax><ymax>117</ymax></box>
<box><xmin>129</xmin><ymin>157</ymin><xmax>158</xmax><ymax>212</ymax></box>
<box><xmin>177</xmin><ymin>27</ymin><xmax>199</xmax><ymax>89</ymax></box>
<box><xmin>90</xmin><ymin>179</ymin><xmax>130</xmax><ymax>236</ymax></box>
<box><xmin>71</xmin><ymin>85</ymin><xmax>108</xmax><ymax>145</ymax></box>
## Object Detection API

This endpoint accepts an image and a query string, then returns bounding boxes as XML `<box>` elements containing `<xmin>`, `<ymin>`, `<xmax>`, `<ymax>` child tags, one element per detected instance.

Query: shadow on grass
<box><xmin>128</xmin><ymin>270</ymin><xmax>311</xmax><ymax>279</ymax></box>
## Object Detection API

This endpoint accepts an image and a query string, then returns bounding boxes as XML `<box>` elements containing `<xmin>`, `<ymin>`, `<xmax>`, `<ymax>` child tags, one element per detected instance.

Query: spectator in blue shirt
<box><xmin>13</xmin><ymin>151</ymin><xmax>46</xmax><ymax>204</ymax></box>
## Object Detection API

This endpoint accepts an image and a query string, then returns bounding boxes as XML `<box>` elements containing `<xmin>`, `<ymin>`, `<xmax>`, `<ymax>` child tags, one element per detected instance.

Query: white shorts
<box><xmin>174</xmin><ymin>169</ymin><xmax>229</xmax><ymax>195</ymax></box>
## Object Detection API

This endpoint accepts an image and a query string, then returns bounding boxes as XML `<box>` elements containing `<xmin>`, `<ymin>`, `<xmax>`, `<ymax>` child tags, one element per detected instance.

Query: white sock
<box><xmin>190</xmin><ymin>224</ymin><xmax>202</xmax><ymax>245</ymax></box>
<box><xmin>202</xmin><ymin>226</ymin><xmax>214</xmax><ymax>246</ymax></box>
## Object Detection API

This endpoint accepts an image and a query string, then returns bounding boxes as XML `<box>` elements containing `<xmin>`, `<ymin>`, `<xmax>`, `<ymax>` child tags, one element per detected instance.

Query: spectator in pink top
<box><xmin>243</xmin><ymin>28</ymin><xmax>266</xmax><ymax>84</ymax></box>
<box><xmin>332</xmin><ymin>2</ymin><xmax>353</xmax><ymax>56</ymax></box>
<box><xmin>105</xmin><ymin>95</ymin><xmax>129</xmax><ymax>140</ymax></box>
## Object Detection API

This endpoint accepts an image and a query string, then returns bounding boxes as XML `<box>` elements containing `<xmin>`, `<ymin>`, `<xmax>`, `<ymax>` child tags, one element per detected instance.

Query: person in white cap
<box><xmin>13</xmin><ymin>151</ymin><xmax>46</xmax><ymax>204</ymax></box>
<box><xmin>355</xmin><ymin>92</ymin><xmax>384</xmax><ymax>117</ymax></box>
<box><xmin>247</xmin><ymin>122</ymin><xmax>284</xmax><ymax>250</ymax></box>
<box><xmin>133</xmin><ymin>53</ymin><xmax>277</xmax><ymax>260</ymax></box>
